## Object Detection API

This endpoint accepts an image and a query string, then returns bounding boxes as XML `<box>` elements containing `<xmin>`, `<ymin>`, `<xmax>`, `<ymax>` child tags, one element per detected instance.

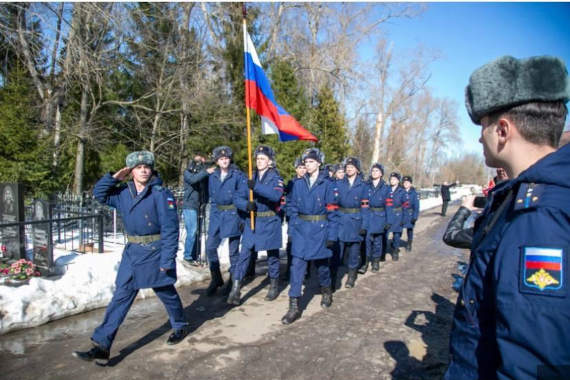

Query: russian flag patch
<box><xmin>521</xmin><ymin>246</ymin><xmax>565</xmax><ymax>296</ymax></box>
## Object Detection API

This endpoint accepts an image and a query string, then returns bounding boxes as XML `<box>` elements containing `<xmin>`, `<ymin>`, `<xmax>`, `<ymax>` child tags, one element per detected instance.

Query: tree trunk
<box><xmin>73</xmin><ymin>85</ymin><xmax>89</xmax><ymax>195</ymax></box>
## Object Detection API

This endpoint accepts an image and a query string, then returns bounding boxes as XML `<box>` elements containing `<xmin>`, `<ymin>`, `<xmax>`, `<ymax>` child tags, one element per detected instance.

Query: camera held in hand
<box><xmin>473</xmin><ymin>196</ymin><xmax>487</xmax><ymax>209</ymax></box>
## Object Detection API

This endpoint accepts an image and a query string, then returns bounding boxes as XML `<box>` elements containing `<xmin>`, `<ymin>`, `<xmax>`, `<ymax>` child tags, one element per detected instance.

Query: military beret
<box><xmin>212</xmin><ymin>146</ymin><xmax>233</xmax><ymax>161</ymax></box>
<box><xmin>343</xmin><ymin>156</ymin><xmax>361</xmax><ymax>172</ymax></box>
<box><xmin>466</xmin><ymin>55</ymin><xmax>570</xmax><ymax>124</ymax></box>
<box><xmin>370</xmin><ymin>163</ymin><xmax>384</xmax><ymax>175</ymax></box>
<box><xmin>126</xmin><ymin>151</ymin><xmax>155</xmax><ymax>169</ymax></box>
<box><xmin>390</xmin><ymin>172</ymin><xmax>401</xmax><ymax>181</ymax></box>
<box><xmin>402</xmin><ymin>176</ymin><xmax>412</xmax><ymax>183</ymax></box>
<box><xmin>254</xmin><ymin>145</ymin><xmax>275</xmax><ymax>161</ymax></box>
<box><xmin>301</xmin><ymin>148</ymin><xmax>325</xmax><ymax>164</ymax></box>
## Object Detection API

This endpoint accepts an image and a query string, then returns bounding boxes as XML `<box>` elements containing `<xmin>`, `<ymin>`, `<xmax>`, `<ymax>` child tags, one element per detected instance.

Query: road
<box><xmin>0</xmin><ymin>205</ymin><xmax>467</xmax><ymax>380</ymax></box>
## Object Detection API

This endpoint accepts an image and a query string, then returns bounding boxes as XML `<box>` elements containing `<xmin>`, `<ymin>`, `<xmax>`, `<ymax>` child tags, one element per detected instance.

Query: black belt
<box><xmin>127</xmin><ymin>234</ymin><xmax>161</xmax><ymax>244</ymax></box>
<box><xmin>217</xmin><ymin>204</ymin><xmax>236</xmax><ymax>211</ymax></box>
<box><xmin>370</xmin><ymin>207</ymin><xmax>385</xmax><ymax>212</ymax></box>
<box><xmin>338</xmin><ymin>207</ymin><xmax>360</xmax><ymax>214</ymax></box>
<box><xmin>298</xmin><ymin>214</ymin><xmax>327</xmax><ymax>222</ymax></box>
<box><xmin>256</xmin><ymin>210</ymin><xmax>276</xmax><ymax>217</ymax></box>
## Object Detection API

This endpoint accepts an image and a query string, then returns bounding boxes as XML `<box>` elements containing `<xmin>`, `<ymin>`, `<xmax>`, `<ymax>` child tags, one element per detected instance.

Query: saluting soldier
<box><xmin>383</xmin><ymin>172</ymin><xmax>406</xmax><ymax>261</ymax></box>
<box><xmin>228</xmin><ymin>145</ymin><xmax>284</xmax><ymax>305</ymax></box>
<box><xmin>204</xmin><ymin>146</ymin><xmax>245</xmax><ymax>296</ymax></box>
<box><xmin>335</xmin><ymin>157</ymin><xmax>369</xmax><ymax>288</ymax></box>
<box><xmin>281</xmin><ymin>148</ymin><xmax>339</xmax><ymax>324</ymax></box>
<box><xmin>73</xmin><ymin>151</ymin><xmax>189</xmax><ymax>363</ymax></box>
<box><xmin>401</xmin><ymin>176</ymin><xmax>420</xmax><ymax>252</ymax></box>
<box><xmin>363</xmin><ymin>163</ymin><xmax>390</xmax><ymax>272</ymax></box>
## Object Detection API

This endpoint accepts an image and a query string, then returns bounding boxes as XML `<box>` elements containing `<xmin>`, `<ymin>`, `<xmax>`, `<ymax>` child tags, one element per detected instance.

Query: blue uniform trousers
<box><xmin>366</xmin><ymin>233</ymin><xmax>384</xmax><ymax>259</ymax></box>
<box><xmin>206</xmin><ymin>233</ymin><xmax>240</xmax><ymax>271</ymax></box>
<box><xmin>383</xmin><ymin>232</ymin><xmax>401</xmax><ymax>253</ymax></box>
<box><xmin>288</xmin><ymin>256</ymin><xmax>331</xmax><ymax>297</ymax></box>
<box><xmin>235</xmin><ymin>248</ymin><xmax>280</xmax><ymax>280</ymax></box>
<box><xmin>342</xmin><ymin>242</ymin><xmax>361</xmax><ymax>270</ymax></box>
<box><xmin>406</xmin><ymin>227</ymin><xmax>414</xmax><ymax>242</ymax></box>
<box><xmin>92</xmin><ymin>283</ymin><xmax>187</xmax><ymax>350</ymax></box>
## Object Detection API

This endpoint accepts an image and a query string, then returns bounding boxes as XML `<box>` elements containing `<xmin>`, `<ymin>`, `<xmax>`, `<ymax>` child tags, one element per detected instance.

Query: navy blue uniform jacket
<box><xmin>402</xmin><ymin>187</ymin><xmax>420</xmax><ymax>228</ymax></box>
<box><xmin>208</xmin><ymin>166</ymin><xmax>246</xmax><ymax>239</ymax></box>
<box><xmin>93</xmin><ymin>173</ymin><xmax>179</xmax><ymax>289</ymax></box>
<box><xmin>336</xmin><ymin>176</ymin><xmax>369</xmax><ymax>242</ymax></box>
<box><xmin>386</xmin><ymin>186</ymin><xmax>406</xmax><ymax>233</ymax></box>
<box><xmin>238</xmin><ymin>168</ymin><xmax>284</xmax><ymax>251</ymax></box>
<box><xmin>364</xmin><ymin>179</ymin><xmax>390</xmax><ymax>234</ymax></box>
<box><xmin>287</xmin><ymin>171</ymin><xmax>339</xmax><ymax>260</ymax></box>
<box><xmin>445</xmin><ymin>144</ymin><xmax>570</xmax><ymax>380</ymax></box>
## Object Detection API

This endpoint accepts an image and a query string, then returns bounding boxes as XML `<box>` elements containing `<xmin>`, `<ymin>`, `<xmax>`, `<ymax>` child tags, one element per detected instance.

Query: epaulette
<box><xmin>513</xmin><ymin>183</ymin><xmax>544</xmax><ymax>210</ymax></box>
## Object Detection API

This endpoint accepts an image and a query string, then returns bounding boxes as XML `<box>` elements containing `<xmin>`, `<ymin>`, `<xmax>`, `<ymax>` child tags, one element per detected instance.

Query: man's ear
<box><xmin>496</xmin><ymin>117</ymin><xmax>513</xmax><ymax>144</ymax></box>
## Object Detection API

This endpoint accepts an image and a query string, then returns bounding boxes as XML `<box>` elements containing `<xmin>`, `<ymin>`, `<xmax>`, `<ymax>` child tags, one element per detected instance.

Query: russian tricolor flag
<box><xmin>244</xmin><ymin>31</ymin><xmax>317</xmax><ymax>142</ymax></box>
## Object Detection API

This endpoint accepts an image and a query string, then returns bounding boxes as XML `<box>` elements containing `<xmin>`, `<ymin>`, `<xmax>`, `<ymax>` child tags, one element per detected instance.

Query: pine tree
<box><xmin>311</xmin><ymin>86</ymin><xmax>349</xmax><ymax>166</ymax></box>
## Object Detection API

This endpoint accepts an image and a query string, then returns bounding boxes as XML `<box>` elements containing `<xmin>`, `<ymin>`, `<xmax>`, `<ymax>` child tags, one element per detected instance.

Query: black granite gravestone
<box><xmin>0</xmin><ymin>183</ymin><xmax>25</xmax><ymax>261</ymax></box>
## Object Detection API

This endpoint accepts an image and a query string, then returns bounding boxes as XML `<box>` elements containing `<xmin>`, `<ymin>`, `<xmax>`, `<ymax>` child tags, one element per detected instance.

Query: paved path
<box><xmin>0</xmin><ymin>205</ymin><xmax>467</xmax><ymax>380</ymax></box>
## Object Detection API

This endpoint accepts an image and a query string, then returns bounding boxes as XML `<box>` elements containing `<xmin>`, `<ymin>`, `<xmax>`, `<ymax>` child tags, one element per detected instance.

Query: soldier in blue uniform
<box><xmin>401</xmin><ymin>176</ymin><xmax>419</xmax><ymax>252</ymax></box>
<box><xmin>335</xmin><ymin>157</ymin><xmax>369</xmax><ymax>288</ymax></box>
<box><xmin>73</xmin><ymin>151</ymin><xmax>189</xmax><ymax>363</ymax></box>
<box><xmin>228</xmin><ymin>145</ymin><xmax>284</xmax><ymax>305</ymax></box>
<box><xmin>363</xmin><ymin>163</ymin><xmax>390</xmax><ymax>272</ymax></box>
<box><xmin>445</xmin><ymin>55</ymin><xmax>570</xmax><ymax>380</ymax></box>
<box><xmin>281</xmin><ymin>148</ymin><xmax>339</xmax><ymax>324</ymax></box>
<box><xmin>383</xmin><ymin>172</ymin><xmax>405</xmax><ymax>261</ymax></box>
<box><xmin>204</xmin><ymin>146</ymin><xmax>245</xmax><ymax>296</ymax></box>
<box><xmin>284</xmin><ymin>157</ymin><xmax>306</xmax><ymax>280</ymax></box>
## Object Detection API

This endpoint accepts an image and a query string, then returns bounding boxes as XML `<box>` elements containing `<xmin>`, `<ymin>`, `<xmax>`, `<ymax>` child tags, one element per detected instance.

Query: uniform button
<box><xmin>148</xmin><ymin>222</ymin><xmax>152</xmax><ymax>226</ymax></box>
<box><xmin>469</xmin><ymin>299</ymin><xmax>475</xmax><ymax>305</ymax></box>
<box><xmin>145</xmin><ymin>214</ymin><xmax>149</xmax><ymax>219</ymax></box>
<box><xmin>460</xmin><ymin>299</ymin><xmax>465</xmax><ymax>306</ymax></box>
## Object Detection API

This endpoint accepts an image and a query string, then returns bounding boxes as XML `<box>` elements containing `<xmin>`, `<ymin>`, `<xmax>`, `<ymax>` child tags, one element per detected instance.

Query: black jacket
<box><xmin>442</xmin><ymin>206</ymin><xmax>474</xmax><ymax>249</ymax></box>
<box><xmin>183</xmin><ymin>168</ymin><xmax>209</xmax><ymax>210</ymax></box>
<box><xmin>435</xmin><ymin>183</ymin><xmax>457</xmax><ymax>201</ymax></box>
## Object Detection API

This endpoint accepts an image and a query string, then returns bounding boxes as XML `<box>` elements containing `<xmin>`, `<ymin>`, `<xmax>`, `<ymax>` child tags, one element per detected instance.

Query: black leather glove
<box><xmin>326</xmin><ymin>240</ymin><xmax>336</xmax><ymax>249</ymax></box>
<box><xmin>384</xmin><ymin>224</ymin><xmax>392</xmax><ymax>231</ymax></box>
<box><xmin>247</xmin><ymin>179</ymin><xmax>256</xmax><ymax>190</ymax></box>
<box><xmin>246</xmin><ymin>201</ymin><xmax>257</xmax><ymax>212</ymax></box>
<box><xmin>359</xmin><ymin>229</ymin><xmax>367</xmax><ymax>236</ymax></box>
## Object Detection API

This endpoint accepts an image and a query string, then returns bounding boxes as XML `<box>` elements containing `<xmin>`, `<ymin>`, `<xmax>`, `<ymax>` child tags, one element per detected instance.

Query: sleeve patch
<box><xmin>520</xmin><ymin>246</ymin><xmax>565</xmax><ymax>297</ymax></box>
<box><xmin>167</xmin><ymin>197</ymin><xmax>176</xmax><ymax>209</ymax></box>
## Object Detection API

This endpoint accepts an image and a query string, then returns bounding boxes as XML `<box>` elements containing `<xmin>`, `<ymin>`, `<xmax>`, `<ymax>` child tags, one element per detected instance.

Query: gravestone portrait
<box><xmin>0</xmin><ymin>183</ymin><xmax>25</xmax><ymax>261</ymax></box>
<box><xmin>32</xmin><ymin>199</ymin><xmax>53</xmax><ymax>273</ymax></box>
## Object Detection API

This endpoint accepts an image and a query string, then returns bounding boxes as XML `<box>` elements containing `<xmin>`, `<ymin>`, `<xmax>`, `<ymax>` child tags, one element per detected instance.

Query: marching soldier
<box><xmin>335</xmin><ymin>157</ymin><xmax>369</xmax><ymax>288</ymax></box>
<box><xmin>204</xmin><ymin>146</ymin><xmax>245</xmax><ymax>296</ymax></box>
<box><xmin>281</xmin><ymin>148</ymin><xmax>339</xmax><ymax>324</ymax></box>
<box><xmin>383</xmin><ymin>172</ymin><xmax>406</xmax><ymax>261</ymax></box>
<box><xmin>284</xmin><ymin>157</ymin><xmax>306</xmax><ymax>280</ymax></box>
<box><xmin>73</xmin><ymin>151</ymin><xmax>189</xmax><ymax>363</ymax></box>
<box><xmin>401</xmin><ymin>176</ymin><xmax>419</xmax><ymax>252</ymax></box>
<box><xmin>363</xmin><ymin>163</ymin><xmax>390</xmax><ymax>272</ymax></box>
<box><xmin>228</xmin><ymin>145</ymin><xmax>284</xmax><ymax>305</ymax></box>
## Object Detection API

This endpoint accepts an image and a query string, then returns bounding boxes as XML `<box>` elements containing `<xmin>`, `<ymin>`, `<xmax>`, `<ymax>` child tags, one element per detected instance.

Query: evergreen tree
<box><xmin>0</xmin><ymin>67</ymin><xmax>52</xmax><ymax>196</ymax></box>
<box><xmin>311</xmin><ymin>86</ymin><xmax>349</xmax><ymax>166</ymax></box>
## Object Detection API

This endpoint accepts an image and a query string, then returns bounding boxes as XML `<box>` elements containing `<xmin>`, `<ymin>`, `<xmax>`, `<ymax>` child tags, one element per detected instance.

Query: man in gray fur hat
<box><xmin>445</xmin><ymin>56</ymin><xmax>570</xmax><ymax>380</ymax></box>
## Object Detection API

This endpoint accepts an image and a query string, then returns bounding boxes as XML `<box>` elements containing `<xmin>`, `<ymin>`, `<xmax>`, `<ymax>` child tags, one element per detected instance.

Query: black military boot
<box><xmin>406</xmin><ymin>241</ymin><xmax>413</xmax><ymax>252</ymax></box>
<box><xmin>392</xmin><ymin>248</ymin><xmax>400</xmax><ymax>261</ymax></box>
<box><xmin>206</xmin><ymin>265</ymin><xmax>224</xmax><ymax>296</ymax></box>
<box><xmin>281</xmin><ymin>297</ymin><xmax>301</xmax><ymax>325</ymax></box>
<box><xmin>219</xmin><ymin>274</ymin><xmax>233</xmax><ymax>296</ymax></box>
<box><xmin>330</xmin><ymin>267</ymin><xmax>338</xmax><ymax>292</ymax></box>
<box><xmin>72</xmin><ymin>343</ymin><xmax>110</xmax><ymax>362</ymax></box>
<box><xmin>345</xmin><ymin>269</ymin><xmax>357</xmax><ymax>288</ymax></box>
<box><xmin>380</xmin><ymin>252</ymin><xmax>386</xmax><ymax>262</ymax></box>
<box><xmin>243</xmin><ymin>254</ymin><xmax>257</xmax><ymax>284</ymax></box>
<box><xmin>227</xmin><ymin>279</ymin><xmax>241</xmax><ymax>305</ymax></box>
<box><xmin>265</xmin><ymin>278</ymin><xmax>280</xmax><ymax>301</ymax></box>
<box><xmin>358</xmin><ymin>257</ymin><xmax>369</xmax><ymax>274</ymax></box>
<box><xmin>320</xmin><ymin>286</ymin><xmax>333</xmax><ymax>309</ymax></box>
<box><xmin>371</xmin><ymin>258</ymin><xmax>380</xmax><ymax>272</ymax></box>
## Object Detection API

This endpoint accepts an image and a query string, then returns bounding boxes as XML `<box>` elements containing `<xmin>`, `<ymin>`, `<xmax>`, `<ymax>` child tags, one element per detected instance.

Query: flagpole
<box><xmin>243</xmin><ymin>4</ymin><xmax>255</xmax><ymax>231</ymax></box>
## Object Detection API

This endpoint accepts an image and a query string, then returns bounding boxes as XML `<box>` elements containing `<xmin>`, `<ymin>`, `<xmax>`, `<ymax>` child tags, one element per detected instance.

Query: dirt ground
<box><xmin>0</xmin><ymin>205</ymin><xmax>468</xmax><ymax>380</ymax></box>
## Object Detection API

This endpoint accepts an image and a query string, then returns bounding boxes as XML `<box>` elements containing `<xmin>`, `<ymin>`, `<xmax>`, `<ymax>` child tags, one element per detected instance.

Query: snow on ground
<box><xmin>0</xmin><ymin>186</ymin><xmax>477</xmax><ymax>335</ymax></box>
